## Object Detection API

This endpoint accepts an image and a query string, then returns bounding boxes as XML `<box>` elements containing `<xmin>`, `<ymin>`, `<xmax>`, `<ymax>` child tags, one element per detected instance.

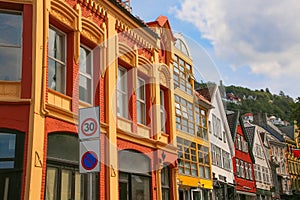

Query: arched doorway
<box><xmin>118</xmin><ymin>150</ymin><xmax>151</xmax><ymax>200</ymax></box>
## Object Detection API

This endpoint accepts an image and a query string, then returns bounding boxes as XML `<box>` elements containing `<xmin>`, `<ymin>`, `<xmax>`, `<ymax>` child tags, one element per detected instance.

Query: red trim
<box><xmin>21</xmin><ymin>4</ymin><xmax>33</xmax><ymax>98</ymax></box>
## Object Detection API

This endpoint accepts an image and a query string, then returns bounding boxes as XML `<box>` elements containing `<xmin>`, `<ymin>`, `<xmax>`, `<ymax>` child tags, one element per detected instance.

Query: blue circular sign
<box><xmin>81</xmin><ymin>151</ymin><xmax>98</xmax><ymax>170</ymax></box>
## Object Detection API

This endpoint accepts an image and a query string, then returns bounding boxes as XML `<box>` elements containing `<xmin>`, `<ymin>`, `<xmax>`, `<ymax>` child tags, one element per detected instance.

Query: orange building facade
<box><xmin>0</xmin><ymin>0</ymin><xmax>178</xmax><ymax>199</ymax></box>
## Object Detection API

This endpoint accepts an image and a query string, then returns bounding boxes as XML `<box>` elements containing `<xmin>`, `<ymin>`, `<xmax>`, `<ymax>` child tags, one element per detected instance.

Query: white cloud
<box><xmin>172</xmin><ymin>0</ymin><xmax>300</xmax><ymax>92</ymax></box>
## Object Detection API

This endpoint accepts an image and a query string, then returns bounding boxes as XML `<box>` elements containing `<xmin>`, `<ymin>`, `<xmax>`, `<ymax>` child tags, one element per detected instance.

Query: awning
<box><xmin>236</xmin><ymin>190</ymin><xmax>256</xmax><ymax>197</ymax></box>
<box><xmin>256</xmin><ymin>188</ymin><xmax>272</xmax><ymax>196</ymax></box>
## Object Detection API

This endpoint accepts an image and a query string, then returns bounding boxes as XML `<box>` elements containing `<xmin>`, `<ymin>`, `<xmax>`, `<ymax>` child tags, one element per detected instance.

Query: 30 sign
<box><xmin>78</xmin><ymin>107</ymin><xmax>100</xmax><ymax>140</ymax></box>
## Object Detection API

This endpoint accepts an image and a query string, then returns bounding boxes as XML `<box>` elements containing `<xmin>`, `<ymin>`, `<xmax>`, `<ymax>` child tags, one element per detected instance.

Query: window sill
<box><xmin>137</xmin><ymin>123</ymin><xmax>150</xmax><ymax>138</ymax></box>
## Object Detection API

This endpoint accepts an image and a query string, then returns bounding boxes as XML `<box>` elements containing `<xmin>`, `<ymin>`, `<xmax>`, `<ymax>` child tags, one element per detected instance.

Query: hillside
<box><xmin>224</xmin><ymin>85</ymin><xmax>295</xmax><ymax>123</ymax></box>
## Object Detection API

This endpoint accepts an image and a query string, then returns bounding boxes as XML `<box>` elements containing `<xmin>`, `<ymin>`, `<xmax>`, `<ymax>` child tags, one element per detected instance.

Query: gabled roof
<box><xmin>244</xmin><ymin>126</ymin><xmax>256</xmax><ymax>151</ymax></box>
<box><xmin>226</xmin><ymin>111</ymin><xmax>240</xmax><ymax>141</ymax></box>
<box><xmin>279</xmin><ymin>125</ymin><xmax>294</xmax><ymax>140</ymax></box>
<box><xmin>146</xmin><ymin>15</ymin><xmax>175</xmax><ymax>40</ymax></box>
<box><xmin>239</xmin><ymin>117</ymin><xmax>256</xmax><ymax>163</ymax></box>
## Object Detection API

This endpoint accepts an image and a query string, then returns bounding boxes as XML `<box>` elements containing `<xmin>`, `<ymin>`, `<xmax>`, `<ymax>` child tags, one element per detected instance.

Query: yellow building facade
<box><xmin>173</xmin><ymin>33</ymin><xmax>213</xmax><ymax>200</ymax></box>
<box><xmin>0</xmin><ymin>0</ymin><xmax>179</xmax><ymax>199</ymax></box>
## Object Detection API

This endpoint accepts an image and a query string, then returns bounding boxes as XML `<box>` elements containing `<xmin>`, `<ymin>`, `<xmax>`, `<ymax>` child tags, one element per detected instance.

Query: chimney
<box><xmin>253</xmin><ymin>113</ymin><xmax>267</xmax><ymax>126</ymax></box>
<box><xmin>117</xmin><ymin>0</ymin><xmax>132</xmax><ymax>12</ymax></box>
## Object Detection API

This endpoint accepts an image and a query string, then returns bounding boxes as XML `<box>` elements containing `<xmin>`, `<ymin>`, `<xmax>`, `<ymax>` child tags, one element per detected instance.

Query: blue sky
<box><xmin>131</xmin><ymin>0</ymin><xmax>300</xmax><ymax>99</ymax></box>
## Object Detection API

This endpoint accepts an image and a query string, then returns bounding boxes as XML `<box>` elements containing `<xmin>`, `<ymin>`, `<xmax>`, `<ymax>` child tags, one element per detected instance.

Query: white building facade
<box><xmin>201</xmin><ymin>85</ymin><xmax>236</xmax><ymax>200</ymax></box>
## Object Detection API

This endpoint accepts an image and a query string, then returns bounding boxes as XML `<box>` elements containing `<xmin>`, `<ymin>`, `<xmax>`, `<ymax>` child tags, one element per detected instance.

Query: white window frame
<box><xmin>236</xmin><ymin>158</ymin><xmax>240</xmax><ymax>177</ymax></box>
<box><xmin>48</xmin><ymin>26</ymin><xmax>66</xmax><ymax>94</ymax></box>
<box><xmin>79</xmin><ymin>45</ymin><xmax>93</xmax><ymax>104</ymax></box>
<box><xmin>137</xmin><ymin>77</ymin><xmax>146</xmax><ymax>125</ymax></box>
<box><xmin>240</xmin><ymin>160</ymin><xmax>245</xmax><ymax>178</ymax></box>
<box><xmin>117</xmin><ymin>66</ymin><xmax>128</xmax><ymax>118</ymax></box>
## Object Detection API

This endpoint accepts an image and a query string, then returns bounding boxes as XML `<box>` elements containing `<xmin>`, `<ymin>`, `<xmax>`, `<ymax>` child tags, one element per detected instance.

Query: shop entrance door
<box><xmin>191</xmin><ymin>189</ymin><xmax>202</xmax><ymax>200</ymax></box>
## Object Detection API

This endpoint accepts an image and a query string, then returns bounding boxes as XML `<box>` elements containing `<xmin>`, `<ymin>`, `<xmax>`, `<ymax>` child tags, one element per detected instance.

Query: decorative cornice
<box><xmin>78</xmin><ymin>0</ymin><xmax>107</xmax><ymax>19</ymax></box>
<box><xmin>116</xmin><ymin>18</ymin><xmax>155</xmax><ymax>51</ymax></box>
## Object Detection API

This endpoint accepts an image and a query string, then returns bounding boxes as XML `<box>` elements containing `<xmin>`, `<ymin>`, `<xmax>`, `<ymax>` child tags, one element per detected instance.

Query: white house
<box><xmin>244</xmin><ymin>122</ymin><xmax>273</xmax><ymax>200</ymax></box>
<box><xmin>198</xmin><ymin>85</ymin><xmax>235</xmax><ymax>200</ymax></box>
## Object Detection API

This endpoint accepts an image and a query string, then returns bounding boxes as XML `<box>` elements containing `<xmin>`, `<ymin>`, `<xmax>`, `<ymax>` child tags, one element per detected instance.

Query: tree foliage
<box><xmin>225</xmin><ymin>85</ymin><xmax>295</xmax><ymax>123</ymax></box>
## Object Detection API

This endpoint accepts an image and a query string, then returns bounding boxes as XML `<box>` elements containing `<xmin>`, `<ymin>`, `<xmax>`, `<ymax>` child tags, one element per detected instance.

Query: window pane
<box><xmin>0</xmin><ymin>161</ymin><xmax>14</xmax><ymax>169</ymax></box>
<box><xmin>137</xmin><ymin>78</ymin><xmax>145</xmax><ymax>100</ymax></box>
<box><xmin>48</xmin><ymin>58</ymin><xmax>65</xmax><ymax>93</ymax></box>
<box><xmin>74</xmin><ymin>172</ymin><xmax>84</xmax><ymax>200</ymax></box>
<box><xmin>61</xmin><ymin>169</ymin><xmax>72</xmax><ymax>200</ymax></box>
<box><xmin>48</xmin><ymin>28</ymin><xmax>65</xmax><ymax>61</ymax></box>
<box><xmin>0</xmin><ymin>47</ymin><xmax>22</xmax><ymax>81</ymax></box>
<box><xmin>0</xmin><ymin>11</ymin><xmax>22</xmax><ymax>45</ymax></box>
<box><xmin>79</xmin><ymin>75</ymin><xmax>92</xmax><ymax>103</ymax></box>
<box><xmin>137</xmin><ymin>101</ymin><xmax>146</xmax><ymax>125</ymax></box>
<box><xmin>47</xmin><ymin>134</ymin><xmax>79</xmax><ymax>162</ymax></box>
<box><xmin>45</xmin><ymin>167</ymin><xmax>58</xmax><ymax>200</ymax></box>
<box><xmin>0</xmin><ymin>134</ymin><xmax>16</xmax><ymax>158</ymax></box>
<box><xmin>131</xmin><ymin>175</ymin><xmax>150</xmax><ymax>200</ymax></box>
<box><xmin>79</xmin><ymin>46</ymin><xmax>92</xmax><ymax>74</ymax></box>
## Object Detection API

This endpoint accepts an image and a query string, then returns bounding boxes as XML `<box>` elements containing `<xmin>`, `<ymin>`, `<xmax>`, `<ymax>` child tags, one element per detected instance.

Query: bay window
<box><xmin>0</xmin><ymin>10</ymin><xmax>22</xmax><ymax>81</ymax></box>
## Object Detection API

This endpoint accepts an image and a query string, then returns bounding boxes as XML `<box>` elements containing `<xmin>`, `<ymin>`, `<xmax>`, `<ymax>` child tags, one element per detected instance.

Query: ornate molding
<box><xmin>81</xmin><ymin>17</ymin><xmax>104</xmax><ymax>45</ymax></box>
<box><xmin>159</xmin><ymin>64</ymin><xmax>171</xmax><ymax>88</ymax></box>
<box><xmin>50</xmin><ymin>0</ymin><xmax>78</xmax><ymax>30</ymax></box>
<box><xmin>119</xmin><ymin>42</ymin><xmax>136</xmax><ymax>66</ymax></box>
<box><xmin>138</xmin><ymin>56</ymin><xmax>152</xmax><ymax>76</ymax></box>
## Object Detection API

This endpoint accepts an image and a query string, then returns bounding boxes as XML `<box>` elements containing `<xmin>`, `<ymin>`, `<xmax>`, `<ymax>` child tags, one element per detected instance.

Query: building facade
<box><xmin>227</xmin><ymin>112</ymin><xmax>257</xmax><ymax>200</ymax></box>
<box><xmin>0</xmin><ymin>0</ymin><xmax>178</xmax><ymax>199</ymax></box>
<box><xmin>199</xmin><ymin>85</ymin><xmax>236</xmax><ymax>200</ymax></box>
<box><xmin>244</xmin><ymin>123</ymin><xmax>273</xmax><ymax>200</ymax></box>
<box><xmin>173</xmin><ymin>33</ymin><xmax>213</xmax><ymax>200</ymax></box>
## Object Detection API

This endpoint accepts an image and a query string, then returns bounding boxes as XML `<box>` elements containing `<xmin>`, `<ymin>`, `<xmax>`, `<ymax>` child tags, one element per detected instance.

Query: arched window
<box><xmin>45</xmin><ymin>133</ymin><xmax>98</xmax><ymax>200</ymax></box>
<box><xmin>0</xmin><ymin>130</ymin><xmax>25</xmax><ymax>200</ymax></box>
<box><xmin>118</xmin><ymin>150</ymin><xmax>151</xmax><ymax>200</ymax></box>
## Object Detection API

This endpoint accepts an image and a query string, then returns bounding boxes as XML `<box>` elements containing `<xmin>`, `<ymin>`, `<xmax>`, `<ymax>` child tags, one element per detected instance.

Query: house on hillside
<box><xmin>227</xmin><ymin>112</ymin><xmax>257</xmax><ymax>200</ymax></box>
<box><xmin>197</xmin><ymin>85</ymin><xmax>236</xmax><ymax>200</ymax></box>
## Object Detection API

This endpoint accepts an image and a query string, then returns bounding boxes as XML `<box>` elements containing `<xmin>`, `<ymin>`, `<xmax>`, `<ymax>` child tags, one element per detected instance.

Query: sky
<box><xmin>130</xmin><ymin>0</ymin><xmax>300</xmax><ymax>99</ymax></box>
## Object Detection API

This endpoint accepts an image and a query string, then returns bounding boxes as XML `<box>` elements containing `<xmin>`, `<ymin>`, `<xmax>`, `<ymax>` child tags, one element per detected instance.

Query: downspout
<box><xmin>41</xmin><ymin>0</ymin><xmax>49</xmax><ymax>115</ymax></box>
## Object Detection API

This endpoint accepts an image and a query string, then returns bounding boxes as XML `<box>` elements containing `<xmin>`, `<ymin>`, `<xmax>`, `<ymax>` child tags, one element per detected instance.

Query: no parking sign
<box><xmin>78</xmin><ymin>107</ymin><xmax>100</xmax><ymax>173</ymax></box>
<box><xmin>79</xmin><ymin>140</ymin><xmax>100</xmax><ymax>173</ymax></box>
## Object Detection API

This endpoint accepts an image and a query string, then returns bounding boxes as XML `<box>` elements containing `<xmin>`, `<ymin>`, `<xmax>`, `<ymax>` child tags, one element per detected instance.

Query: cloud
<box><xmin>172</xmin><ymin>0</ymin><xmax>300</xmax><ymax>82</ymax></box>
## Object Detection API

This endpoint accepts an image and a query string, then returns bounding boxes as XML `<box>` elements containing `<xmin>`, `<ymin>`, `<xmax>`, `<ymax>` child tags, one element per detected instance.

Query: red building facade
<box><xmin>228</xmin><ymin>112</ymin><xmax>257</xmax><ymax>200</ymax></box>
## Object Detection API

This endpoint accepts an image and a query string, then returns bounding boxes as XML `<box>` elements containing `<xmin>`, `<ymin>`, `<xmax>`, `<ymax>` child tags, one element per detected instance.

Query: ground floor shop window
<box><xmin>45</xmin><ymin>133</ymin><xmax>98</xmax><ymax>200</ymax></box>
<box><xmin>0</xmin><ymin>130</ymin><xmax>24</xmax><ymax>200</ymax></box>
<box><xmin>118</xmin><ymin>150</ymin><xmax>151</xmax><ymax>200</ymax></box>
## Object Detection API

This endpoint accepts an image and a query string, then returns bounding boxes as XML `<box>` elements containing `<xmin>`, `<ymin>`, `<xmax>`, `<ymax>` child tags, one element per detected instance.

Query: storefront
<box><xmin>0</xmin><ymin>130</ymin><xmax>25</xmax><ymax>200</ymax></box>
<box><xmin>45</xmin><ymin>133</ymin><xmax>98</xmax><ymax>200</ymax></box>
<box><xmin>212</xmin><ymin>180</ymin><xmax>236</xmax><ymax>200</ymax></box>
<box><xmin>118</xmin><ymin>150</ymin><xmax>152</xmax><ymax>200</ymax></box>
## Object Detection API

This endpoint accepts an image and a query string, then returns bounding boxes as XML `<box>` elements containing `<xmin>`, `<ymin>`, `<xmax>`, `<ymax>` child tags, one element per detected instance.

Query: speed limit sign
<box><xmin>78</xmin><ymin>107</ymin><xmax>100</xmax><ymax>140</ymax></box>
